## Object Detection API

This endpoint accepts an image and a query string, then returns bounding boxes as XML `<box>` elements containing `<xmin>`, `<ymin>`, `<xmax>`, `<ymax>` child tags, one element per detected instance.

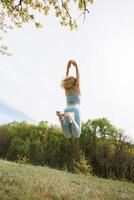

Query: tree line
<box><xmin>0</xmin><ymin>118</ymin><xmax>134</xmax><ymax>182</ymax></box>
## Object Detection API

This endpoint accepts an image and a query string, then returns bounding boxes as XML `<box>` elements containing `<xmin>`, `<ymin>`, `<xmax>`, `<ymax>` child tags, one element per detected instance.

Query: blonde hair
<box><xmin>61</xmin><ymin>76</ymin><xmax>76</xmax><ymax>90</ymax></box>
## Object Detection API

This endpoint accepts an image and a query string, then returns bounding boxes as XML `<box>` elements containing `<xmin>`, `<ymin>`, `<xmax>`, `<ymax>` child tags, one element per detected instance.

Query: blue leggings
<box><xmin>60</xmin><ymin>104</ymin><xmax>81</xmax><ymax>138</ymax></box>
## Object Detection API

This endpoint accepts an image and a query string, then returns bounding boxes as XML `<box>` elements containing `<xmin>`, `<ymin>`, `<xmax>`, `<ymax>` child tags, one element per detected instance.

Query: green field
<box><xmin>0</xmin><ymin>160</ymin><xmax>134</xmax><ymax>200</ymax></box>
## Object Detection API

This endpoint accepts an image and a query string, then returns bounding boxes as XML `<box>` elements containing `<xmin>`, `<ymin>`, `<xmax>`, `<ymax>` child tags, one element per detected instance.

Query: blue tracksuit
<box><xmin>60</xmin><ymin>94</ymin><xmax>81</xmax><ymax>138</ymax></box>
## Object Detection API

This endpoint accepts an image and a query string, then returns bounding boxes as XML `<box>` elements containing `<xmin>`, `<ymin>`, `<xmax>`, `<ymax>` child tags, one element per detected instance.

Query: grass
<box><xmin>0</xmin><ymin>159</ymin><xmax>134</xmax><ymax>200</ymax></box>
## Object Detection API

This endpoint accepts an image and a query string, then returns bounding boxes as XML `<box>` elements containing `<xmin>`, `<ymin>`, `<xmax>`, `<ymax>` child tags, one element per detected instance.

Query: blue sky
<box><xmin>0</xmin><ymin>0</ymin><xmax>134</xmax><ymax>140</ymax></box>
<box><xmin>0</xmin><ymin>101</ymin><xmax>36</xmax><ymax>124</ymax></box>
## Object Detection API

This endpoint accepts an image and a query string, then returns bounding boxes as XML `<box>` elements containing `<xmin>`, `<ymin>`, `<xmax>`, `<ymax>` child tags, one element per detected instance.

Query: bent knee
<box><xmin>64</xmin><ymin>134</ymin><xmax>72</xmax><ymax>139</ymax></box>
<box><xmin>73</xmin><ymin>132</ymin><xmax>81</xmax><ymax>139</ymax></box>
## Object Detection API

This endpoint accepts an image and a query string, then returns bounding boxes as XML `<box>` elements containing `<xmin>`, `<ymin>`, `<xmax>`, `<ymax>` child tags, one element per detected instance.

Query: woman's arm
<box><xmin>66</xmin><ymin>60</ymin><xmax>72</xmax><ymax>77</ymax></box>
<box><xmin>71</xmin><ymin>60</ymin><xmax>80</xmax><ymax>85</ymax></box>
<box><xmin>65</xmin><ymin>60</ymin><xmax>80</xmax><ymax>93</ymax></box>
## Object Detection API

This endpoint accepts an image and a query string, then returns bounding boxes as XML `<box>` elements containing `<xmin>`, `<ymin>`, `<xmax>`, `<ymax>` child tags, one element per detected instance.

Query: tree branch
<box><xmin>61</xmin><ymin>0</ymin><xmax>71</xmax><ymax>20</ymax></box>
<box><xmin>82</xmin><ymin>0</ymin><xmax>89</xmax><ymax>21</ymax></box>
<box><xmin>13</xmin><ymin>0</ymin><xmax>22</xmax><ymax>11</ymax></box>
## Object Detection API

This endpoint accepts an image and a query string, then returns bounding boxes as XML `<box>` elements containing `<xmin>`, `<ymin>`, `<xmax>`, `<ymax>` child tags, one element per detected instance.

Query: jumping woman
<box><xmin>56</xmin><ymin>60</ymin><xmax>81</xmax><ymax>138</ymax></box>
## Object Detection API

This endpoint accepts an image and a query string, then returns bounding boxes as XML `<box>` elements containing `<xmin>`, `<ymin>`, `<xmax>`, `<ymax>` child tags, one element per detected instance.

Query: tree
<box><xmin>0</xmin><ymin>0</ymin><xmax>93</xmax><ymax>55</ymax></box>
<box><xmin>0</xmin><ymin>10</ymin><xmax>12</xmax><ymax>55</ymax></box>
<box><xmin>0</xmin><ymin>0</ymin><xmax>93</xmax><ymax>30</ymax></box>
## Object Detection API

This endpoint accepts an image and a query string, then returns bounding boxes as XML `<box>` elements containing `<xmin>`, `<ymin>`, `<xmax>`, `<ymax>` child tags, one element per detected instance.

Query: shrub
<box><xmin>0</xmin><ymin>126</ymin><xmax>13</xmax><ymax>157</ymax></box>
<box><xmin>73</xmin><ymin>156</ymin><xmax>92</xmax><ymax>175</ymax></box>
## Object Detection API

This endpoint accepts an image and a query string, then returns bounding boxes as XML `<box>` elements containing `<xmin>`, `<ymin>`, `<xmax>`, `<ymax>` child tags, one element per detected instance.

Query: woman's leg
<box><xmin>60</xmin><ymin>119</ymin><xmax>72</xmax><ymax>138</ymax></box>
<box><xmin>71</xmin><ymin>120</ymin><xmax>81</xmax><ymax>138</ymax></box>
<box><xmin>56</xmin><ymin>111</ymin><xmax>72</xmax><ymax>138</ymax></box>
<box><xmin>64</xmin><ymin>112</ymin><xmax>81</xmax><ymax>138</ymax></box>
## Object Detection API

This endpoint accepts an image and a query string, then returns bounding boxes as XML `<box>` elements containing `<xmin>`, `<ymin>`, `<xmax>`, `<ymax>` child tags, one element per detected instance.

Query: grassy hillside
<box><xmin>0</xmin><ymin>160</ymin><xmax>134</xmax><ymax>200</ymax></box>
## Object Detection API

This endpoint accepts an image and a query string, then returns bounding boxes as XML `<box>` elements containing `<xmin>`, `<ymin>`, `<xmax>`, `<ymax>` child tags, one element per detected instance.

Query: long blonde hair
<box><xmin>61</xmin><ymin>76</ymin><xmax>76</xmax><ymax>90</ymax></box>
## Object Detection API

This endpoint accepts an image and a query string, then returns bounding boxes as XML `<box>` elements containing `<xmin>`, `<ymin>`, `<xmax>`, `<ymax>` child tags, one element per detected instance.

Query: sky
<box><xmin>0</xmin><ymin>0</ymin><xmax>134</xmax><ymax>140</ymax></box>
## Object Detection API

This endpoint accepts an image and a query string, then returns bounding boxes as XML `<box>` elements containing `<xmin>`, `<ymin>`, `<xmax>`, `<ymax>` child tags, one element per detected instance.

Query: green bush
<box><xmin>7</xmin><ymin>136</ymin><xmax>30</xmax><ymax>160</ymax></box>
<box><xmin>73</xmin><ymin>156</ymin><xmax>92</xmax><ymax>175</ymax></box>
<box><xmin>17</xmin><ymin>155</ymin><xmax>29</xmax><ymax>164</ymax></box>
<box><xmin>0</xmin><ymin>126</ymin><xmax>13</xmax><ymax>157</ymax></box>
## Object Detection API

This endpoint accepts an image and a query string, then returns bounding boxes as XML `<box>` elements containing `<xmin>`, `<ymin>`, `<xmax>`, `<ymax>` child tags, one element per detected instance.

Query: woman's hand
<box><xmin>71</xmin><ymin>60</ymin><xmax>78</xmax><ymax>67</ymax></box>
<box><xmin>66</xmin><ymin>60</ymin><xmax>78</xmax><ymax>77</ymax></box>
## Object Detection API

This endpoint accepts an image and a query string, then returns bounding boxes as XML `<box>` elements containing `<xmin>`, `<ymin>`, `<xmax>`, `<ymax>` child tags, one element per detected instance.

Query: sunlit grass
<box><xmin>0</xmin><ymin>159</ymin><xmax>134</xmax><ymax>200</ymax></box>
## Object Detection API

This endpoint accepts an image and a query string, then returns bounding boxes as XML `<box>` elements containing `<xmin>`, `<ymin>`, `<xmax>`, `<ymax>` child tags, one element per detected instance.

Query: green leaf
<box><xmin>78</xmin><ymin>0</ymin><xmax>84</xmax><ymax>10</ymax></box>
<box><xmin>89</xmin><ymin>0</ymin><xmax>93</xmax><ymax>4</ymax></box>
<box><xmin>35</xmin><ymin>22</ymin><xmax>42</xmax><ymax>28</ymax></box>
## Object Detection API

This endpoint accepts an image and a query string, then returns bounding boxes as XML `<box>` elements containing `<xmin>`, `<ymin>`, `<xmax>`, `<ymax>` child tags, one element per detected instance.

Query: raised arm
<box><xmin>66</xmin><ymin>60</ymin><xmax>79</xmax><ymax>77</ymax></box>
<box><xmin>71</xmin><ymin>60</ymin><xmax>80</xmax><ymax>84</ymax></box>
<box><xmin>66</xmin><ymin>60</ymin><xmax>80</xmax><ymax>92</ymax></box>
<box><xmin>66</xmin><ymin>60</ymin><xmax>72</xmax><ymax>77</ymax></box>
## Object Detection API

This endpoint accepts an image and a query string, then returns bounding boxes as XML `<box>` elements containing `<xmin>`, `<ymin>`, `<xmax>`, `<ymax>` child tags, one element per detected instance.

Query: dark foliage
<box><xmin>0</xmin><ymin>118</ymin><xmax>133</xmax><ymax>182</ymax></box>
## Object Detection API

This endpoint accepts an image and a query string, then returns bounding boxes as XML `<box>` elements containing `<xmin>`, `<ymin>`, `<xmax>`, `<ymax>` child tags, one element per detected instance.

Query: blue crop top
<box><xmin>66</xmin><ymin>94</ymin><xmax>80</xmax><ymax>105</ymax></box>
